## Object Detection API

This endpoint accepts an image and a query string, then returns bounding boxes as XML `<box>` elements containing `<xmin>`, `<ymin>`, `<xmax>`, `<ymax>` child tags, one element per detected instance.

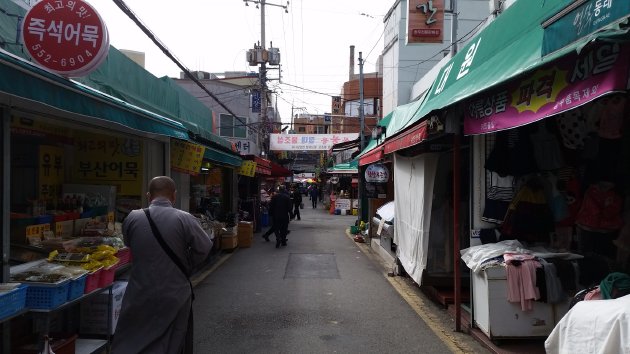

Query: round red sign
<box><xmin>22</xmin><ymin>0</ymin><xmax>109</xmax><ymax>77</ymax></box>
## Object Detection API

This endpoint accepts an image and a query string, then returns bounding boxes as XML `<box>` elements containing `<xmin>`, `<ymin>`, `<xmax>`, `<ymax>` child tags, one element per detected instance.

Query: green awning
<box><xmin>328</xmin><ymin>159</ymin><xmax>359</xmax><ymax>174</ymax></box>
<box><xmin>0</xmin><ymin>52</ymin><xmax>189</xmax><ymax>139</ymax></box>
<box><xmin>203</xmin><ymin>146</ymin><xmax>242</xmax><ymax>167</ymax></box>
<box><xmin>384</xmin><ymin>0</ymin><xmax>630</xmax><ymax>148</ymax></box>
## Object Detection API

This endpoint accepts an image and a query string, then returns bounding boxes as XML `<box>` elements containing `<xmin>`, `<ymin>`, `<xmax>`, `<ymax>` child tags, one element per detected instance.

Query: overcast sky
<box><xmin>90</xmin><ymin>0</ymin><xmax>393</xmax><ymax>124</ymax></box>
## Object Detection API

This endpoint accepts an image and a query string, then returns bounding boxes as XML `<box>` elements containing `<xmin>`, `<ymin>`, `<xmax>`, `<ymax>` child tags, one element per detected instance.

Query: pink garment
<box><xmin>584</xmin><ymin>287</ymin><xmax>602</xmax><ymax>301</ymax></box>
<box><xmin>505</xmin><ymin>253</ymin><xmax>541</xmax><ymax>311</ymax></box>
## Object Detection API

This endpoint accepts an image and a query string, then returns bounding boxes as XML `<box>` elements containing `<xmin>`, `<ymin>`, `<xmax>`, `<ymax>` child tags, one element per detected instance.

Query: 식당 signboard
<box><xmin>464</xmin><ymin>42</ymin><xmax>630</xmax><ymax>135</ymax></box>
<box><xmin>365</xmin><ymin>164</ymin><xmax>390</xmax><ymax>183</ymax></box>
<box><xmin>22</xmin><ymin>0</ymin><xmax>110</xmax><ymax>77</ymax></box>
<box><xmin>270</xmin><ymin>133</ymin><xmax>358</xmax><ymax>151</ymax></box>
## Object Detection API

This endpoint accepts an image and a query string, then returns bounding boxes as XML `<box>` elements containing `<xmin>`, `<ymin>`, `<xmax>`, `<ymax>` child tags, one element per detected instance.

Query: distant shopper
<box><xmin>269</xmin><ymin>185</ymin><xmax>292</xmax><ymax>248</ymax></box>
<box><xmin>290</xmin><ymin>186</ymin><xmax>303</xmax><ymax>220</ymax></box>
<box><xmin>309</xmin><ymin>185</ymin><xmax>319</xmax><ymax>208</ymax></box>
<box><xmin>112</xmin><ymin>176</ymin><xmax>212</xmax><ymax>354</ymax></box>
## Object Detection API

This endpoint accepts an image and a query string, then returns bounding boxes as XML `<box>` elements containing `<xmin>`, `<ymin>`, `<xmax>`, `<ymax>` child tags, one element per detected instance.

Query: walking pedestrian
<box><xmin>309</xmin><ymin>184</ymin><xmax>319</xmax><ymax>208</ymax></box>
<box><xmin>290</xmin><ymin>186</ymin><xmax>302</xmax><ymax>220</ymax></box>
<box><xmin>112</xmin><ymin>176</ymin><xmax>213</xmax><ymax>354</ymax></box>
<box><xmin>269</xmin><ymin>185</ymin><xmax>292</xmax><ymax>248</ymax></box>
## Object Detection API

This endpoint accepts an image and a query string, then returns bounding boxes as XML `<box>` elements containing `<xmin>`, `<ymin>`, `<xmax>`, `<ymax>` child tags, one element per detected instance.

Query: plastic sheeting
<box><xmin>393</xmin><ymin>153</ymin><xmax>438</xmax><ymax>284</ymax></box>
<box><xmin>545</xmin><ymin>294</ymin><xmax>630</xmax><ymax>354</ymax></box>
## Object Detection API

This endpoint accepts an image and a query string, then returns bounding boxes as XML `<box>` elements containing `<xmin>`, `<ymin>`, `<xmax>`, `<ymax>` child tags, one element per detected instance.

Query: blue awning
<box><xmin>203</xmin><ymin>146</ymin><xmax>242</xmax><ymax>167</ymax></box>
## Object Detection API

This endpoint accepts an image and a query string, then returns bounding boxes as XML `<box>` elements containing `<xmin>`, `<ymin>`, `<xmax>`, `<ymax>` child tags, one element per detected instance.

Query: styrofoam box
<box><xmin>80</xmin><ymin>281</ymin><xmax>127</xmax><ymax>335</ymax></box>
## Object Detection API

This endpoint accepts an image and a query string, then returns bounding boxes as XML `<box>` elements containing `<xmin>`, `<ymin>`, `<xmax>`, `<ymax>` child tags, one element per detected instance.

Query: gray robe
<box><xmin>112</xmin><ymin>198</ymin><xmax>212</xmax><ymax>354</ymax></box>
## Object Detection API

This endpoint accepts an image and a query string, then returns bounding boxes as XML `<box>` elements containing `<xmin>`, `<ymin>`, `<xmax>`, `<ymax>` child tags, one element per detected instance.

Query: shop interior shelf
<box><xmin>75</xmin><ymin>338</ymin><xmax>108</xmax><ymax>354</ymax></box>
<box><xmin>0</xmin><ymin>308</ymin><xmax>29</xmax><ymax>324</ymax></box>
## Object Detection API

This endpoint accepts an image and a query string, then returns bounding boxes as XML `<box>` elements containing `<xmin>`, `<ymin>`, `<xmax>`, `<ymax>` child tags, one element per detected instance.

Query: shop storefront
<box><xmin>365</xmin><ymin>0</ymin><xmax>630</xmax><ymax>342</ymax></box>
<box><xmin>325</xmin><ymin>160</ymin><xmax>359</xmax><ymax>215</ymax></box>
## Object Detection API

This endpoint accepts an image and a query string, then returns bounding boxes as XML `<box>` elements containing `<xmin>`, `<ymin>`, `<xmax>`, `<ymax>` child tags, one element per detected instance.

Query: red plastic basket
<box><xmin>115</xmin><ymin>247</ymin><xmax>131</xmax><ymax>267</ymax></box>
<box><xmin>98</xmin><ymin>265</ymin><xmax>116</xmax><ymax>288</ymax></box>
<box><xmin>84</xmin><ymin>269</ymin><xmax>102</xmax><ymax>294</ymax></box>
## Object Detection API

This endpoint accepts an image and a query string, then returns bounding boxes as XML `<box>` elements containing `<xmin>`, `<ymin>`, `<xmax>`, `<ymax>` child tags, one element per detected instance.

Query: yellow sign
<box><xmin>238</xmin><ymin>160</ymin><xmax>257</xmax><ymax>177</ymax></box>
<box><xmin>107</xmin><ymin>211</ymin><xmax>115</xmax><ymax>223</ymax></box>
<box><xmin>26</xmin><ymin>223</ymin><xmax>51</xmax><ymax>238</ymax></box>
<box><xmin>11</xmin><ymin>116</ymin><xmax>70</xmax><ymax>139</ymax></box>
<box><xmin>39</xmin><ymin>145</ymin><xmax>64</xmax><ymax>200</ymax></box>
<box><xmin>73</xmin><ymin>133</ymin><xmax>143</xmax><ymax>196</ymax></box>
<box><xmin>171</xmin><ymin>140</ymin><xmax>206</xmax><ymax>176</ymax></box>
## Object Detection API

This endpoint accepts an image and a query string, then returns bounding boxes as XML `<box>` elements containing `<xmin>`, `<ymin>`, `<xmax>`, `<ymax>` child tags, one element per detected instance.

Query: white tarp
<box><xmin>393</xmin><ymin>153</ymin><xmax>438</xmax><ymax>284</ymax></box>
<box><xmin>545</xmin><ymin>294</ymin><xmax>630</xmax><ymax>354</ymax></box>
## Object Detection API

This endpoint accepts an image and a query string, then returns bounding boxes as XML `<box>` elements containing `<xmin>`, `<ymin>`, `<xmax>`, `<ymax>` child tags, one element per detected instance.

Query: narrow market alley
<box><xmin>191</xmin><ymin>206</ymin><xmax>487</xmax><ymax>354</ymax></box>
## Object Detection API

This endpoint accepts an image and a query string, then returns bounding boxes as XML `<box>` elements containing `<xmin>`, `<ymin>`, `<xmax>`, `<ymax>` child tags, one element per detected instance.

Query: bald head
<box><xmin>148</xmin><ymin>176</ymin><xmax>177</xmax><ymax>202</ymax></box>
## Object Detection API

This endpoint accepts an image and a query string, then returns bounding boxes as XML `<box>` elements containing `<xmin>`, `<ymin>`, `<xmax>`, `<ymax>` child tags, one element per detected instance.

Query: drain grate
<box><xmin>284</xmin><ymin>253</ymin><xmax>340</xmax><ymax>279</ymax></box>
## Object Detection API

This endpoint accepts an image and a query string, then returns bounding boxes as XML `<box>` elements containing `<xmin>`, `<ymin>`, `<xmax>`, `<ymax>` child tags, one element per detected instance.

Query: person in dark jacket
<box><xmin>290</xmin><ymin>186</ymin><xmax>302</xmax><ymax>220</ymax></box>
<box><xmin>269</xmin><ymin>185</ymin><xmax>292</xmax><ymax>248</ymax></box>
<box><xmin>309</xmin><ymin>185</ymin><xmax>319</xmax><ymax>208</ymax></box>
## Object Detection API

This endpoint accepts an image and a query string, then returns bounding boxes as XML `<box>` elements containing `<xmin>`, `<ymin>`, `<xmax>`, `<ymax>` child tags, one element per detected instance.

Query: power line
<box><xmin>111</xmin><ymin>0</ymin><xmax>256</xmax><ymax>134</ymax></box>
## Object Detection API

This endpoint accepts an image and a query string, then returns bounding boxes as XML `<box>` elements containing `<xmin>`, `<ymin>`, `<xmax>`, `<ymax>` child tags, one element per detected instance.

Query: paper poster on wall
<box><xmin>171</xmin><ymin>140</ymin><xmax>205</xmax><ymax>176</ymax></box>
<box><xmin>238</xmin><ymin>160</ymin><xmax>257</xmax><ymax>177</ymax></box>
<box><xmin>335</xmin><ymin>199</ymin><xmax>351</xmax><ymax>210</ymax></box>
<box><xmin>39</xmin><ymin>145</ymin><xmax>64</xmax><ymax>200</ymax></box>
<box><xmin>73</xmin><ymin>133</ymin><xmax>143</xmax><ymax>196</ymax></box>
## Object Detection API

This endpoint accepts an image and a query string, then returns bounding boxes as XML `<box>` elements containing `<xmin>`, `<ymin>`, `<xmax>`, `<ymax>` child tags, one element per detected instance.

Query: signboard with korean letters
<box><xmin>464</xmin><ymin>42</ymin><xmax>630</xmax><ymax>135</ymax></box>
<box><xmin>229</xmin><ymin>138</ymin><xmax>259</xmax><ymax>155</ymax></box>
<box><xmin>407</xmin><ymin>0</ymin><xmax>444</xmax><ymax>44</ymax></box>
<box><xmin>270</xmin><ymin>133</ymin><xmax>358</xmax><ymax>151</ymax></box>
<box><xmin>73</xmin><ymin>132</ymin><xmax>143</xmax><ymax>196</ymax></box>
<box><xmin>21</xmin><ymin>0</ymin><xmax>109</xmax><ymax>77</ymax></box>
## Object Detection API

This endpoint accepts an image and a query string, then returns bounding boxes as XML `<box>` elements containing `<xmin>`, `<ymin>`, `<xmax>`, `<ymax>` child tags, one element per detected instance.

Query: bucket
<box><xmin>261</xmin><ymin>213</ymin><xmax>269</xmax><ymax>227</ymax></box>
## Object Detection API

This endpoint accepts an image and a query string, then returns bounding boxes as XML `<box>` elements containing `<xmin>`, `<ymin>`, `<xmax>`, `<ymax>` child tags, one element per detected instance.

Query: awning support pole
<box><xmin>453</xmin><ymin>133</ymin><xmax>462</xmax><ymax>332</ymax></box>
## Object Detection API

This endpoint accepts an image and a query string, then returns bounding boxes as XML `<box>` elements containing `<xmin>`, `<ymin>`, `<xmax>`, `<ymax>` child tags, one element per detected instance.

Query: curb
<box><xmin>344</xmin><ymin>228</ymin><xmax>480</xmax><ymax>354</ymax></box>
<box><xmin>191</xmin><ymin>250</ymin><xmax>235</xmax><ymax>287</ymax></box>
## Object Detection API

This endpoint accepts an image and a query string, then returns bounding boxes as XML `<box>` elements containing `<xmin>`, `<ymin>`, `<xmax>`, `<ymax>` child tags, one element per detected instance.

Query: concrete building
<box><xmin>174</xmin><ymin>71</ymin><xmax>282</xmax><ymax>157</ymax></box>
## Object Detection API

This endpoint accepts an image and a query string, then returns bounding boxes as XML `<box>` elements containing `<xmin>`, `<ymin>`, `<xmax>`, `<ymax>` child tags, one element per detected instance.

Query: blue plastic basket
<box><xmin>0</xmin><ymin>284</ymin><xmax>28</xmax><ymax>320</ymax></box>
<box><xmin>67</xmin><ymin>275</ymin><xmax>87</xmax><ymax>301</ymax></box>
<box><xmin>26</xmin><ymin>282</ymin><xmax>70</xmax><ymax>310</ymax></box>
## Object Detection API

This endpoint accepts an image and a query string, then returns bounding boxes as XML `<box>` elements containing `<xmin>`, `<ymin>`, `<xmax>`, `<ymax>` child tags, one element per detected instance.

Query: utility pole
<box><xmin>245</xmin><ymin>0</ymin><xmax>288</xmax><ymax>157</ymax></box>
<box><xmin>358</xmin><ymin>51</ymin><xmax>365</xmax><ymax>224</ymax></box>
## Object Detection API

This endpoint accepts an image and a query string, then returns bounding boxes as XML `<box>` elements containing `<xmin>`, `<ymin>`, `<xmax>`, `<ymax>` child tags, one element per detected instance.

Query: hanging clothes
<box><xmin>501</xmin><ymin>177</ymin><xmax>554</xmax><ymax>243</ymax></box>
<box><xmin>504</xmin><ymin>253</ymin><xmax>541</xmax><ymax>311</ymax></box>
<box><xmin>530</xmin><ymin>122</ymin><xmax>565</xmax><ymax>171</ymax></box>
<box><xmin>576</xmin><ymin>182</ymin><xmax>624</xmax><ymax>232</ymax></box>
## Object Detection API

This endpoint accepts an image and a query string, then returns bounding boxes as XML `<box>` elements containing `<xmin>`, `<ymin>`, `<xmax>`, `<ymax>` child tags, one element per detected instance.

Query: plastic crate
<box><xmin>116</xmin><ymin>247</ymin><xmax>131</xmax><ymax>267</ymax></box>
<box><xmin>26</xmin><ymin>282</ymin><xmax>70</xmax><ymax>310</ymax></box>
<box><xmin>67</xmin><ymin>274</ymin><xmax>87</xmax><ymax>301</ymax></box>
<box><xmin>84</xmin><ymin>269</ymin><xmax>102</xmax><ymax>294</ymax></box>
<box><xmin>98</xmin><ymin>266</ymin><xmax>116</xmax><ymax>288</ymax></box>
<box><xmin>0</xmin><ymin>284</ymin><xmax>28</xmax><ymax>320</ymax></box>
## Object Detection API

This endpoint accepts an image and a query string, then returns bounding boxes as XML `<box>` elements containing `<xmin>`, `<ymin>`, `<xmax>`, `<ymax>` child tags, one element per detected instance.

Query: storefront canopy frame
<box><xmin>357</xmin><ymin>112</ymin><xmax>393</xmax><ymax>166</ymax></box>
<box><xmin>0</xmin><ymin>52</ymin><xmax>190</xmax><ymax>139</ymax></box>
<box><xmin>382</xmin><ymin>0</ymin><xmax>630</xmax><ymax>150</ymax></box>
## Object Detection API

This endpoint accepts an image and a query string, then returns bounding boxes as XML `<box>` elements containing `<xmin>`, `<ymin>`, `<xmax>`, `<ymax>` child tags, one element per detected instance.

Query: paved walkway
<box><xmin>192</xmin><ymin>206</ymin><xmax>464</xmax><ymax>353</ymax></box>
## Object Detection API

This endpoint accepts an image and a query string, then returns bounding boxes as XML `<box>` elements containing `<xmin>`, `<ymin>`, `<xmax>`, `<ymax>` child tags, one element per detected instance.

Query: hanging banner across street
<box><xmin>464</xmin><ymin>42</ymin><xmax>630</xmax><ymax>135</ymax></box>
<box><xmin>270</xmin><ymin>133</ymin><xmax>359</xmax><ymax>151</ymax></box>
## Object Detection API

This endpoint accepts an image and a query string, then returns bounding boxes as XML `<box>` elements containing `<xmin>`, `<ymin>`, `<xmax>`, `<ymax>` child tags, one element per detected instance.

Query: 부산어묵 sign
<box><xmin>464</xmin><ymin>42</ymin><xmax>630</xmax><ymax>135</ymax></box>
<box><xmin>270</xmin><ymin>133</ymin><xmax>358</xmax><ymax>151</ymax></box>
<box><xmin>22</xmin><ymin>0</ymin><xmax>110</xmax><ymax>77</ymax></box>
<box><xmin>171</xmin><ymin>140</ymin><xmax>206</xmax><ymax>176</ymax></box>
<box><xmin>74</xmin><ymin>132</ymin><xmax>143</xmax><ymax>195</ymax></box>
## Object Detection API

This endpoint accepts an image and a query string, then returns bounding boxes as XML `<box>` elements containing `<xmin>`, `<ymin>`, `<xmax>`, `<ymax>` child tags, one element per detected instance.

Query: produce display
<box><xmin>48</xmin><ymin>244</ymin><xmax>120</xmax><ymax>272</ymax></box>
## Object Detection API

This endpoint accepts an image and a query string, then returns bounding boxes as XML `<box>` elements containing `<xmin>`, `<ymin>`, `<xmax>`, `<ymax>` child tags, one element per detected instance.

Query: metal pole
<box><xmin>449</xmin><ymin>0</ymin><xmax>462</xmax><ymax>333</ymax></box>
<box><xmin>260</xmin><ymin>0</ymin><xmax>268</xmax><ymax>155</ymax></box>
<box><xmin>358</xmin><ymin>52</ymin><xmax>365</xmax><ymax>224</ymax></box>
<box><xmin>1</xmin><ymin>107</ymin><xmax>11</xmax><ymax>354</ymax></box>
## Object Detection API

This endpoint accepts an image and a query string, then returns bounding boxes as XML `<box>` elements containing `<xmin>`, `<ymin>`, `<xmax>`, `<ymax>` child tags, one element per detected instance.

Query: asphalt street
<box><xmin>192</xmin><ymin>204</ymin><xmax>456</xmax><ymax>354</ymax></box>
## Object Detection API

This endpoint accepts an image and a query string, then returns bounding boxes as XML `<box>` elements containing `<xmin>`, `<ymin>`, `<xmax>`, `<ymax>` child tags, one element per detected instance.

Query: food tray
<box><xmin>0</xmin><ymin>284</ymin><xmax>28</xmax><ymax>320</ymax></box>
<box><xmin>84</xmin><ymin>269</ymin><xmax>102</xmax><ymax>294</ymax></box>
<box><xmin>26</xmin><ymin>282</ymin><xmax>70</xmax><ymax>310</ymax></box>
<box><xmin>67</xmin><ymin>274</ymin><xmax>87</xmax><ymax>301</ymax></box>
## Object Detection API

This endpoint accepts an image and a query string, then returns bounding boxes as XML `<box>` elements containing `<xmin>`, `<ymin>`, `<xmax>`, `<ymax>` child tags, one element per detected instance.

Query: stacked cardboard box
<box><xmin>237</xmin><ymin>221</ymin><xmax>253</xmax><ymax>248</ymax></box>
<box><xmin>220</xmin><ymin>226</ymin><xmax>238</xmax><ymax>250</ymax></box>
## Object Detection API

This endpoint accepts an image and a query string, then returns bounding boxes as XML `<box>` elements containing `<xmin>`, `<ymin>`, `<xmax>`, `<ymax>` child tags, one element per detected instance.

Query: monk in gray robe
<box><xmin>112</xmin><ymin>176</ymin><xmax>212</xmax><ymax>354</ymax></box>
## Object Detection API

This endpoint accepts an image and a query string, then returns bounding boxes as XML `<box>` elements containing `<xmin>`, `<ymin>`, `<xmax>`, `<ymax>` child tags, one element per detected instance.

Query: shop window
<box><xmin>298</xmin><ymin>127</ymin><xmax>306</xmax><ymax>133</ymax></box>
<box><xmin>219</xmin><ymin>114</ymin><xmax>247</xmax><ymax>138</ymax></box>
